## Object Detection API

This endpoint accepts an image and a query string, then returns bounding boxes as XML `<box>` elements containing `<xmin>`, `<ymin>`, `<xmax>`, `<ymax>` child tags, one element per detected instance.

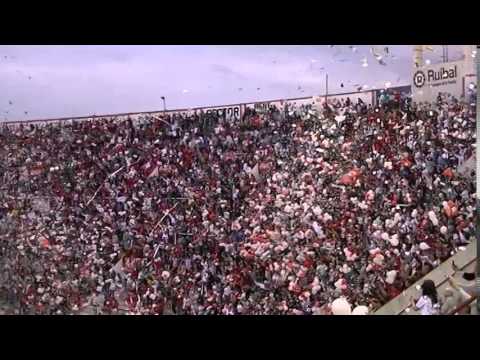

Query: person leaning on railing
<box><xmin>443</xmin><ymin>262</ymin><xmax>478</xmax><ymax>315</ymax></box>
<box><xmin>450</xmin><ymin>261</ymin><xmax>477</xmax><ymax>298</ymax></box>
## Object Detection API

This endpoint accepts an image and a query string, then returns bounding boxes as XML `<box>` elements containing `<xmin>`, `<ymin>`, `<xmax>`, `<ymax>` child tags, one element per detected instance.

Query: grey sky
<box><xmin>0</xmin><ymin>45</ymin><xmax>467</xmax><ymax>121</ymax></box>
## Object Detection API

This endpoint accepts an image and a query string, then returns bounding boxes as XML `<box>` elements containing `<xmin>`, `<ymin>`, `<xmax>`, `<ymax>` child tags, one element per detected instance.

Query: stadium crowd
<box><xmin>0</xmin><ymin>92</ymin><xmax>476</xmax><ymax>315</ymax></box>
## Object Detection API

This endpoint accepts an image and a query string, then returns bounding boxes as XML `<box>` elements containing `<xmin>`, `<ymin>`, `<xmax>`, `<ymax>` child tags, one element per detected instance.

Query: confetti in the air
<box><xmin>182</xmin><ymin>89</ymin><xmax>189</xmax><ymax>93</ymax></box>
<box><xmin>425</xmin><ymin>59</ymin><xmax>431</xmax><ymax>65</ymax></box>
<box><xmin>384</xmin><ymin>81</ymin><xmax>391</xmax><ymax>88</ymax></box>
<box><xmin>370</xmin><ymin>47</ymin><xmax>382</xmax><ymax>59</ymax></box>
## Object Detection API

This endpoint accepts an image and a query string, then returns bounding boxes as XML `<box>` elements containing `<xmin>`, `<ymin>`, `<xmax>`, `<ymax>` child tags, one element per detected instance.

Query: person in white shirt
<box><xmin>410</xmin><ymin>280</ymin><xmax>440</xmax><ymax>315</ymax></box>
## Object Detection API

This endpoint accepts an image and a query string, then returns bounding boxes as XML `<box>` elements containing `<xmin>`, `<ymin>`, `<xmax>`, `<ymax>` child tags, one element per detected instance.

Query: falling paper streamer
<box><xmin>419</xmin><ymin>242</ymin><xmax>430</xmax><ymax>251</ymax></box>
<box><xmin>370</xmin><ymin>46</ymin><xmax>382</xmax><ymax>59</ymax></box>
<box><xmin>149</xmin><ymin>202</ymin><xmax>179</xmax><ymax>237</ymax></box>
<box><xmin>378</xmin><ymin>59</ymin><xmax>387</xmax><ymax>66</ymax></box>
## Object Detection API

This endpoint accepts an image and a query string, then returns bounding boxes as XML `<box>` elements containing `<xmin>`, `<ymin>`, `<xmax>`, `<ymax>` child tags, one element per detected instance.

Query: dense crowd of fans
<box><xmin>0</xmin><ymin>92</ymin><xmax>476</xmax><ymax>315</ymax></box>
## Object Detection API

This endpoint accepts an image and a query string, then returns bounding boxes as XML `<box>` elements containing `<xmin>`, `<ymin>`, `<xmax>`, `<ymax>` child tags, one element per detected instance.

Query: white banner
<box><xmin>412</xmin><ymin>60</ymin><xmax>465</xmax><ymax>103</ymax></box>
<box><xmin>314</xmin><ymin>91</ymin><xmax>374</xmax><ymax>107</ymax></box>
<box><xmin>167</xmin><ymin>105</ymin><xmax>244</xmax><ymax>122</ymax></box>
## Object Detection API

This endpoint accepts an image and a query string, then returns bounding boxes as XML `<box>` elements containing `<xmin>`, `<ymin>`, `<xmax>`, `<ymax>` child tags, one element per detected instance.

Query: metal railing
<box><xmin>448</xmin><ymin>295</ymin><xmax>477</xmax><ymax>315</ymax></box>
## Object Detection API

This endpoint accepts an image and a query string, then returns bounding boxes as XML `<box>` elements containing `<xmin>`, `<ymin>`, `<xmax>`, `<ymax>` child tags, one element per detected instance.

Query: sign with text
<box><xmin>204</xmin><ymin>105</ymin><xmax>243</xmax><ymax>121</ymax></box>
<box><xmin>167</xmin><ymin>105</ymin><xmax>244</xmax><ymax>122</ymax></box>
<box><xmin>412</xmin><ymin>60</ymin><xmax>465</xmax><ymax>103</ymax></box>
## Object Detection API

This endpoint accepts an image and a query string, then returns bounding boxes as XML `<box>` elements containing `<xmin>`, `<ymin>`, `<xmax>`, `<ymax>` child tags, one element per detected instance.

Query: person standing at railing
<box><xmin>449</xmin><ymin>262</ymin><xmax>477</xmax><ymax>298</ymax></box>
<box><xmin>409</xmin><ymin>280</ymin><xmax>440</xmax><ymax>315</ymax></box>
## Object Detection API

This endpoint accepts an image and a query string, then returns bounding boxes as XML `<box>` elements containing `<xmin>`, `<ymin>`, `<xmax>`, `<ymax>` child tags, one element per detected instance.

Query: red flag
<box><xmin>40</xmin><ymin>237</ymin><xmax>50</xmax><ymax>249</ymax></box>
<box><xmin>442</xmin><ymin>167</ymin><xmax>454</xmax><ymax>178</ymax></box>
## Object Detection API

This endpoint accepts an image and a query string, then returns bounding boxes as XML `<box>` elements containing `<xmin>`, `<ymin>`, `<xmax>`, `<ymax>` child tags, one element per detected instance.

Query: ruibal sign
<box><xmin>412</xmin><ymin>60</ymin><xmax>465</xmax><ymax>103</ymax></box>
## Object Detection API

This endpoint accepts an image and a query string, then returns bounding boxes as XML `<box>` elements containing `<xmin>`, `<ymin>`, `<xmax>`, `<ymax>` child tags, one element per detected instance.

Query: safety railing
<box><xmin>448</xmin><ymin>295</ymin><xmax>478</xmax><ymax>315</ymax></box>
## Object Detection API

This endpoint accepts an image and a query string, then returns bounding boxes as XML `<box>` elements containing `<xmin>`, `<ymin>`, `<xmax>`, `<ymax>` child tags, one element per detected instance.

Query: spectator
<box><xmin>410</xmin><ymin>280</ymin><xmax>440</xmax><ymax>315</ymax></box>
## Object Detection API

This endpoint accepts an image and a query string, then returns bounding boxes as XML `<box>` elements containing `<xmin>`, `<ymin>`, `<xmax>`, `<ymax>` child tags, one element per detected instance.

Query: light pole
<box><xmin>325</xmin><ymin>73</ymin><xmax>329</xmax><ymax>105</ymax></box>
<box><xmin>161</xmin><ymin>96</ymin><xmax>166</xmax><ymax>117</ymax></box>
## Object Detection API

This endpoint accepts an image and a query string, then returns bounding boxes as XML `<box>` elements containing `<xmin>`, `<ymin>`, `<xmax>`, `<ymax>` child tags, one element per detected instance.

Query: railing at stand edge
<box><xmin>448</xmin><ymin>295</ymin><xmax>477</xmax><ymax>315</ymax></box>
<box><xmin>0</xmin><ymin>86</ymin><xmax>409</xmax><ymax>126</ymax></box>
